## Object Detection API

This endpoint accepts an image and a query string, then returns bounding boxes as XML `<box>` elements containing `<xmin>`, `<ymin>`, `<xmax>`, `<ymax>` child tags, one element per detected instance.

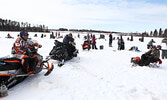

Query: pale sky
<box><xmin>0</xmin><ymin>0</ymin><xmax>167</xmax><ymax>32</ymax></box>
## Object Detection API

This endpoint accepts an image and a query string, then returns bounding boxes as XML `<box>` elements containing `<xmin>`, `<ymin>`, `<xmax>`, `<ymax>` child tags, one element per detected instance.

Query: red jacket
<box><xmin>92</xmin><ymin>35</ymin><xmax>96</xmax><ymax>44</ymax></box>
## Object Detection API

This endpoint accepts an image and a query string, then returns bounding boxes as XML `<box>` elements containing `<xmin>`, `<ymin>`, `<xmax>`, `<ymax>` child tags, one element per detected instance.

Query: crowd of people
<box><xmin>8</xmin><ymin>30</ymin><xmax>167</xmax><ymax>71</ymax></box>
<box><xmin>0</xmin><ymin>30</ymin><xmax>165</xmax><ymax>98</ymax></box>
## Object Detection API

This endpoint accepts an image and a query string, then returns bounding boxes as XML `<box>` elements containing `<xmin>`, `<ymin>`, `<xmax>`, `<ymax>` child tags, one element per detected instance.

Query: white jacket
<box><xmin>161</xmin><ymin>42</ymin><xmax>167</xmax><ymax>50</ymax></box>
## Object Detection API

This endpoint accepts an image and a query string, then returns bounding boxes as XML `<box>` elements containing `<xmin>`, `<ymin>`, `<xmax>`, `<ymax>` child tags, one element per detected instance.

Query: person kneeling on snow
<box><xmin>63</xmin><ymin>33</ymin><xmax>77</xmax><ymax>59</ymax></box>
<box><xmin>129</xmin><ymin>46</ymin><xmax>141</xmax><ymax>52</ymax></box>
<box><xmin>11</xmin><ymin>30</ymin><xmax>42</xmax><ymax>74</ymax></box>
<box><xmin>147</xmin><ymin>39</ymin><xmax>155</xmax><ymax>49</ymax></box>
<box><xmin>139</xmin><ymin>46</ymin><xmax>160</xmax><ymax>66</ymax></box>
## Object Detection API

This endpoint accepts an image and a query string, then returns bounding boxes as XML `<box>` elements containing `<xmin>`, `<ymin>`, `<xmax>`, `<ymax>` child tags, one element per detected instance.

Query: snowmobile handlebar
<box><xmin>25</xmin><ymin>46</ymin><xmax>40</xmax><ymax>58</ymax></box>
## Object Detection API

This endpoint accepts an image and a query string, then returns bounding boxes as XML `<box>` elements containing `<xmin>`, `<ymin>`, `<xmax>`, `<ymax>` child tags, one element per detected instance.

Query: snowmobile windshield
<box><xmin>28</xmin><ymin>39</ymin><xmax>38</xmax><ymax>45</ymax></box>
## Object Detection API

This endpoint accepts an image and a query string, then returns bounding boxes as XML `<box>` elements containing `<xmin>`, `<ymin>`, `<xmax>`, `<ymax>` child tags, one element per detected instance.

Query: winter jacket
<box><xmin>117</xmin><ymin>39</ymin><xmax>121</xmax><ymax>45</ymax></box>
<box><xmin>109</xmin><ymin>34</ymin><xmax>112</xmax><ymax>41</ymax></box>
<box><xmin>12</xmin><ymin>37</ymin><xmax>31</xmax><ymax>54</ymax></box>
<box><xmin>129</xmin><ymin>46</ymin><xmax>141</xmax><ymax>52</ymax></box>
<box><xmin>86</xmin><ymin>35</ymin><xmax>91</xmax><ymax>42</ymax></box>
<box><xmin>92</xmin><ymin>35</ymin><xmax>96</xmax><ymax>44</ymax></box>
<box><xmin>63</xmin><ymin>35</ymin><xmax>74</xmax><ymax>44</ymax></box>
<box><xmin>147</xmin><ymin>39</ymin><xmax>155</xmax><ymax>46</ymax></box>
<box><xmin>161</xmin><ymin>39</ymin><xmax>167</xmax><ymax>50</ymax></box>
<box><xmin>12</xmin><ymin>37</ymin><xmax>39</xmax><ymax>54</ymax></box>
<box><xmin>145</xmin><ymin>49</ymin><xmax>160</xmax><ymax>59</ymax></box>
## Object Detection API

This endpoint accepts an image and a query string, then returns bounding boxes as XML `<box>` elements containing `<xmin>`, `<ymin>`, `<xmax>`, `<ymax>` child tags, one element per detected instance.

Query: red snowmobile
<box><xmin>82</xmin><ymin>40</ymin><xmax>91</xmax><ymax>50</ymax></box>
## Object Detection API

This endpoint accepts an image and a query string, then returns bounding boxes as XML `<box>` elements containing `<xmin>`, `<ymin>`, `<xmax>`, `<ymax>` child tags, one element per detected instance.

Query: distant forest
<box><xmin>54</xmin><ymin>28</ymin><xmax>167</xmax><ymax>37</ymax></box>
<box><xmin>138</xmin><ymin>28</ymin><xmax>167</xmax><ymax>37</ymax></box>
<box><xmin>0</xmin><ymin>18</ymin><xmax>49</xmax><ymax>32</ymax></box>
<box><xmin>1</xmin><ymin>18</ymin><xmax>167</xmax><ymax>38</ymax></box>
<box><xmin>54</xmin><ymin>28</ymin><xmax>111</xmax><ymax>33</ymax></box>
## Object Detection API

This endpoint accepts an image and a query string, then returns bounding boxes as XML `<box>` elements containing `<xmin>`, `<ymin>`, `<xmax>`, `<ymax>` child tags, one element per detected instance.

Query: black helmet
<box><xmin>20</xmin><ymin>30</ymin><xmax>29</xmax><ymax>37</ymax></box>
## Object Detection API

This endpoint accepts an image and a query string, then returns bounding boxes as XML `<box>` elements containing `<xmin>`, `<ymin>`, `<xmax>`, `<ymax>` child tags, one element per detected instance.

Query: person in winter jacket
<box><xmin>117</xmin><ymin>39</ymin><xmax>121</xmax><ymax>50</ymax></box>
<box><xmin>63</xmin><ymin>33</ymin><xmax>77</xmax><ymax>58</ymax></box>
<box><xmin>109</xmin><ymin>32</ymin><xmax>113</xmax><ymax>47</ymax></box>
<box><xmin>147</xmin><ymin>39</ymin><xmax>155</xmax><ymax>49</ymax></box>
<box><xmin>12</xmin><ymin>30</ymin><xmax>42</xmax><ymax>74</ymax></box>
<box><xmin>86</xmin><ymin>33</ymin><xmax>91</xmax><ymax>44</ymax></box>
<box><xmin>129</xmin><ymin>46</ymin><xmax>141</xmax><ymax>52</ymax></box>
<box><xmin>118</xmin><ymin>38</ymin><xmax>125</xmax><ymax>50</ymax></box>
<box><xmin>161</xmin><ymin>38</ymin><xmax>167</xmax><ymax>59</ymax></box>
<box><xmin>91</xmin><ymin>35</ymin><xmax>98</xmax><ymax>49</ymax></box>
<box><xmin>139</xmin><ymin>45</ymin><xmax>160</xmax><ymax>66</ymax></box>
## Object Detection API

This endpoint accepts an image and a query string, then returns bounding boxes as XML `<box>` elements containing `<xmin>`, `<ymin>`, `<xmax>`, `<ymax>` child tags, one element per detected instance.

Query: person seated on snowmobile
<box><xmin>11</xmin><ymin>30</ymin><xmax>42</xmax><ymax>74</ymax></box>
<box><xmin>139</xmin><ymin>45</ymin><xmax>160</xmax><ymax>66</ymax></box>
<box><xmin>63</xmin><ymin>33</ymin><xmax>77</xmax><ymax>59</ymax></box>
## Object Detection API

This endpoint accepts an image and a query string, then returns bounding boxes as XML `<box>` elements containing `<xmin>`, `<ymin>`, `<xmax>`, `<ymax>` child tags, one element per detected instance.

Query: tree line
<box><xmin>52</xmin><ymin>28</ymin><xmax>110</xmax><ymax>33</ymax></box>
<box><xmin>141</xmin><ymin>28</ymin><xmax>167</xmax><ymax>37</ymax></box>
<box><xmin>0</xmin><ymin>18</ymin><xmax>49</xmax><ymax>32</ymax></box>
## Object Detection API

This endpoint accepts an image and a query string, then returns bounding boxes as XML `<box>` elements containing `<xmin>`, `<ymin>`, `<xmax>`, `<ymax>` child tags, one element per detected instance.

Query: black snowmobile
<box><xmin>48</xmin><ymin>40</ymin><xmax>78</xmax><ymax>67</ymax></box>
<box><xmin>0</xmin><ymin>40</ymin><xmax>54</xmax><ymax>97</ymax></box>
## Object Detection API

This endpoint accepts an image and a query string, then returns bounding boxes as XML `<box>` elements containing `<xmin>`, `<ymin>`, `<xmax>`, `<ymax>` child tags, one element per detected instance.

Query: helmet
<box><xmin>20</xmin><ymin>30</ymin><xmax>29</xmax><ymax>37</ymax></box>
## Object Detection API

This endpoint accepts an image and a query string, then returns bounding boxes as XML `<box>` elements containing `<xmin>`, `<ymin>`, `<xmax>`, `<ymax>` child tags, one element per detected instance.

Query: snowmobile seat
<box><xmin>0</xmin><ymin>58</ymin><xmax>21</xmax><ymax>71</ymax></box>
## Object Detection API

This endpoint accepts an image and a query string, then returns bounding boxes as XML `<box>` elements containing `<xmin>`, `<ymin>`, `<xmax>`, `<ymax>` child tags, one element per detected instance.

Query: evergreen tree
<box><xmin>159</xmin><ymin>28</ymin><xmax>162</xmax><ymax>37</ymax></box>
<box><xmin>0</xmin><ymin>17</ymin><xmax>49</xmax><ymax>32</ymax></box>
<box><xmin>164</xmin><ymin>29</ymin><xmax>167</xmax><ymax>37</ymax></box>
<box><xmin>150</xmin><ymin>31</ymin><xmax>153</xmax><ymax>36</ymax></box>
<box><xmin>153</xmin><ymin>29</ymin><xmax>158</xmax><ymax>37</ymax></box>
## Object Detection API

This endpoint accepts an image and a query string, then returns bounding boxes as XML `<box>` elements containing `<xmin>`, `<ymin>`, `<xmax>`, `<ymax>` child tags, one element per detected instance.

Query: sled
<box><xmin>131</xmin><ymin>57</ymin><xmax>162</xmax><ymax>68</ymax></box>
<box><xmin>82</xmin><ymin>41</ymin><xmax>91</xmax><ymax>50</ymax></box>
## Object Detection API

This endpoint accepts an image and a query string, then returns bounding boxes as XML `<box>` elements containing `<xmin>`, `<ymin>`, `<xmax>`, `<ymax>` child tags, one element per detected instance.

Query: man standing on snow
<box><xmin>91</xmin><ymin>35</ymin><xmax>98</xmax><ymax>49</ymax></box>
<box><xmin>109</xmin><ymin>32</ymin><xmax>113</xmax><ymax>47</ymax></box>
<box><xmin>161</xmin><ymin>38</ymin><xmax>167</xmax><ymax>59</ymax></box>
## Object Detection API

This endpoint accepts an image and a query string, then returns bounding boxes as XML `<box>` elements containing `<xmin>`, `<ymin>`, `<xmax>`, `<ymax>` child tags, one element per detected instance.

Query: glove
<box><xmin>25</xmin><ymin>49</ymin><xmax>30</xmax><ymax>56</ymax></box>
<box><xmin>71</xmin><ymin>42</ymin><xmax>76</xmax><ymax>46</ymax></box>
<box><xmin>25</xmin><ymin>49</ymin><xmax>33</xmax><ymax>57</ymax></box>
<box><xmin>38</xmin><ymin>44</ymin><xmax>42</xmax><ymax>48</ymax></box>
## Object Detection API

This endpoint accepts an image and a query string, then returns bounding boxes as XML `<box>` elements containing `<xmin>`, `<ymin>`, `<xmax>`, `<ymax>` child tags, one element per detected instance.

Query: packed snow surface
<box><xmin>0</xmin><ymin>31</ymin><xmax>167</xmax><ymax>100</ymax></box>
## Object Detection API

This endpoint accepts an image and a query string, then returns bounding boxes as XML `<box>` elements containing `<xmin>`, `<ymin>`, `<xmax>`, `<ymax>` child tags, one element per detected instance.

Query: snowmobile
<box><xmin>0</xmin><ymin>40</ymin><xmax>54</xmax><ymax>98</ymax></box>
<box><xmin>48</xmin><ymin>40</ymin><xmax>78</xmax><ymax>67</ymax></box>
<box><xmin>131</xmin><ymin>56</ymin><xmax>162</xmax><ymax>68</ymax></box>
<box><xmin>82</xmin><ymin>40</ymin><xmax>91</xmax><ymax>50</ymax></box>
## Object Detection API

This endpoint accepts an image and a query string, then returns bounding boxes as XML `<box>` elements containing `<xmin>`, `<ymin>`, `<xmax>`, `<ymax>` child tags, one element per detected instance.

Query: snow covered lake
<box><xmin>0</xmin><ymin>31</ymin><xmax>167</xmax><ymax>100</ymax></box>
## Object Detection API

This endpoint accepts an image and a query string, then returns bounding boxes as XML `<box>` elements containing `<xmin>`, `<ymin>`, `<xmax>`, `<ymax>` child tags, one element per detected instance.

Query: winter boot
<box><xmin>0</xmin><ymin>85</ymin><xmax>8</xmax><ymax>98</ymax></box>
